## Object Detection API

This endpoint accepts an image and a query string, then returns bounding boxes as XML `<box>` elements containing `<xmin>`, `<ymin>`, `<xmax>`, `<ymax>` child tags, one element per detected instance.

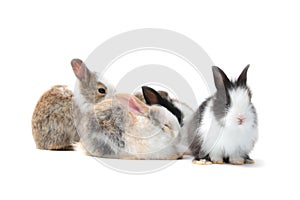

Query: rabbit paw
<box><xmin>229</xmin><ymin>160</ymin><xmax>244</xmax><ymax>165</ymax></box>
<box><xmin>192</xmin><ymin>159</ymin><xmax>212</xmax><ymax>165</ymax></box>
<box><xmin>245</xmin><ymin>159</ymin><xmax>255</xmax><ymax>164</ymax></box>
<box><xmin>212</xmin><ymin>160</ymin><xmax>224</xmax><ymax>164</ymax></box>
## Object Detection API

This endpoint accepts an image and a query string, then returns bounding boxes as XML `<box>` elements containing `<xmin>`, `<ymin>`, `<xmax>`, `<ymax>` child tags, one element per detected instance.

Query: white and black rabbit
<box><xmin>136</xmin><ymin>86</ymin><xmax>194</xmax><ymax>127</ymax></box>
<box><xmin>140</xmin><ymin>86</ymin><xmax>194</xmax><ymax>156</ymax></box>
<box><xmin>187</xmin><ymin>65</ymin><xmax>258</xmax><ymax>165</ymax></box>
<box><xmin>141</xmin><ymin>86</ymin><xmax>184</xmax><ymax>126</ymax></box>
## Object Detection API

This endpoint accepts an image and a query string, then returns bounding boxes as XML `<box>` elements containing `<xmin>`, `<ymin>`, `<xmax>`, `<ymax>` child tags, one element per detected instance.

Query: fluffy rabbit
<box><xmin>71</xmin><ymin>59</ymin><xmax>181</xmax><ymax>159</ymax></box>
<box><xmin>32</xmin><ymin>85</ymin><xmax>79</xmax><ymax>150</ymax></box>
<box><xmin>135</xmin><ymin>86</ymin><xmax>194</xmax><ymax>126</ymax></box>
<box><xmin>187</xmin><ymin>65</ymin><xmax>258</xmax><ymax>165</ymax></box>
<box><xmin>141</xmin><ymin>86</ymin><xmax>184</xmax><ymax>126</ymax></box>
<box><xmin>32</xmin><ymin>59</ymin><xmax>114</xmax><ymax>150</ymax></box>
<box><xmin>139</xmin><ymin>86</ymin><xmax>194</xmax><ymax>156</ymax></box>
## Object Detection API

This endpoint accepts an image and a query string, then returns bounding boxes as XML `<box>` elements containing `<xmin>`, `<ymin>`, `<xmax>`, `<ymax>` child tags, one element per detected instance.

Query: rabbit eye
<box><xmin>98</xmin><ymin>88</ymin><xmax>106</xmax><ymax>94</ymax></box>
<box><xmin>162</xmin><ymin>123</ymin><xmax>172</xmax><ymax>133</ymax></box>
<box><xmin>164</xmin><ymin>124</ymin><xmax>171</xmax><ymax>129</ymax></box>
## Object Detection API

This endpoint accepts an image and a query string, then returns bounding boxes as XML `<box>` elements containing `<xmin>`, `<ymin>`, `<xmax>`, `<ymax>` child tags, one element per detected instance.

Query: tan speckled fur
<box><xmin>76</xmin><ymin>95</ymin><xmax>182</xmax><ymax>160</ymax></box>
<box><xmin>32</xmin><ymin>85</ymin><xmax>79</xmax><ymax>150</ymax></box>
<box><xmin>59</xmin><ymin>59</ymin><xmax>182</xmax><ymax>159</ymax></box>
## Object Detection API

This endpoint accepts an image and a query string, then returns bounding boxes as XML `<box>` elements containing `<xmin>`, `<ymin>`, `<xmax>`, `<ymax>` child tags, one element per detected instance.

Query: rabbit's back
<box><xmin>32</xmin><ymin>85</ymin><xmax>79</xmax><ymax>150</ymax></box>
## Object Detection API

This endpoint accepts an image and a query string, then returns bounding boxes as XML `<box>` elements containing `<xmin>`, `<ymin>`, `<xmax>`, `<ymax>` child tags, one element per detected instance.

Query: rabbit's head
<box><xmin>212</xmin><ymin>65</ymin><xmax>256</xmax><ymax>127</ymax></box>
<box><xmin>115</xmin><ymin>93</ymin><xmax>181</xmax><ymax>136</ymax></box>
<box><xmin>71</xmin><ymin>59</ymin><xmax>115</xmax><ymax>109</ymax></box>
<box><xmin>141</xmin><ymin>86</ymin><xmax>183</xmax><ymax>126</ymax></box>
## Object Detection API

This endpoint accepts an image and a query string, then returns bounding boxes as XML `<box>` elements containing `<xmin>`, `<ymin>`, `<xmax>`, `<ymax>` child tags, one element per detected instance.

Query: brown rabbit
<box><xmin>32</xmin><ymin>59</ymin><xmax>114</xmax><ymax>150</ymax></box>
<box><xmin>32</xmin><ymin>85</ymin><xmax>78</xmax><ymax>150</ymax></box>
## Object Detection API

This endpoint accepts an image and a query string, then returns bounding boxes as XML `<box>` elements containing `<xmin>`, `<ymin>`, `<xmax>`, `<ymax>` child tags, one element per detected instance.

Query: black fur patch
<box><xmin>159</xmin><ymin>97</ymin><xmax>183</xmax><ymax>126</ymax></box>
<box><xmin>212</xmin><ymin>89</ymin><xmax>231</xmax><ymax>122</ymax></box>
<box><xmin>142</xmin><ymin>86</ymin><xmax>184</xmax><ymax>126</ymax></box>
<box><xmin>188</xmin><ymin>97</ymin><xmax>212</xmax><ymax>160</ymax></box>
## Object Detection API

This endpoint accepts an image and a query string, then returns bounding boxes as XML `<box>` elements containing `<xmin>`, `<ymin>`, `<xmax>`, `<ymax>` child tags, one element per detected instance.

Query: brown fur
<box><xmin>78</xmin><ymin>72</ymin><xmax>108</xmax><ymax>104</ymax></box>
<box><xmin>134</xmin><ymin>92</ymin><xmax>145</xmax><ymax>102</ymax></box>
<box><xmin>76</xmin><ymin>96</ymin><xmax>180</xmax><ymax>160</ymax></box>
<box><xmin>32</xmin><ymin>85</ymin><xmax>79</xmax><ymax>150</ymax></box>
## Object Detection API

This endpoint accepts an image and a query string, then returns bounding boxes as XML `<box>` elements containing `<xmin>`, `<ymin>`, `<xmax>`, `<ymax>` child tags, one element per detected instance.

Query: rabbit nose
<box><xmin>237</xmin><ymin>116</ymin><xmax>245</xmax><ymax>125</ymax></box>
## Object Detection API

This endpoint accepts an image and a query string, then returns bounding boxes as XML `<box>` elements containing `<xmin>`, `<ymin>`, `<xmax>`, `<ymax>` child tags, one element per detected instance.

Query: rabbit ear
<box><xmin>237</xmin><ymin>65</ymin><xmax>250</xmax><ymax>86</ymax></box>
<box><xmin>142</xmin><ymin>86</ymin><xmax>183</xmax><ymax>126</ymax></box>
<box><xmin>157</xmin><ymin>90</ymin><xmax>170</xmax><ymax>101</ymax></box>
<box><xmin>115</xmin><ymin>93</ymin><xmax>150</xmax><ymax>116</ymax></box>
<box><xmin>142</xmin><ymin>86</ymin><xmax>164</xmax><ymax>105</ymax></box>
<box><xmin>212</xmin><ymin>66</ymin><xmax>231</xmax><ymax>91</ymax></box>
<box><xmin>71</xmin><ymin>59</ymin><xmax>91</xmax><ymax>82</ymax></box>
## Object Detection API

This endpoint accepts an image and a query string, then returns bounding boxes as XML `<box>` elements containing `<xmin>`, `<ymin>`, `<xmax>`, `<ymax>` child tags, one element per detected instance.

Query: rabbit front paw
<box><xmin>192</xmin><ymin>159</ymin><xmax>212</xmax><ymax>165</ymax></box>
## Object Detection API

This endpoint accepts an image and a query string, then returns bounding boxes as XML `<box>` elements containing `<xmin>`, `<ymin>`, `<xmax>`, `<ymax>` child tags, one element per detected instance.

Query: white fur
<box><xmin>56</xmin><ymin>85</ymin><xmax>69</xmax><ymax>94</ymax></box>
<box><xmin>173</xmin><ymin>100</ymin><xmax>194</xmax><ymax>122</ymax></box>
<box><xmin>226</xmin><ymin>88</ymin><xmax>253</xmax><ymax>127</ymax></box>
<box><xmin>73</xmin><ymin>81</ymin><xmax>91</xmax><ymax>113</ymax></box>
<box><xmin>197</xmin><ymin>88</ymin><xmax>258</xmax><ymax>162</ymax></box>
<box><xmin>72</xmin><ymin>142</ymin><xmax>90</xmax><ymax>155</ymax></box>
<box><xmin>172</xmin><ymin>101</ymin><xmax>195</xmax><ymax>155</ymax></box>
<box><xmin>73</xmin><ymin>76</ymin><xmax>116</xmax><ymax>113</ymax></box>
<box><xmin>97</xmin><ymin>75</ymin><xmax>116</xmax><ymax>99</ymax></box>
<box><xmin>123</xmin><ymin>106</ymin><xmax>181</xmax><ymax>159</ymax></box>
<box><xmin>197</xmin><ymin>100</ymin><xmax>223</xmax><ymax>155</ymax></box>
<box><xmin>154</xmin><ymin>105</ymin><xmax>181</xmax><ymax>137</ymax></box>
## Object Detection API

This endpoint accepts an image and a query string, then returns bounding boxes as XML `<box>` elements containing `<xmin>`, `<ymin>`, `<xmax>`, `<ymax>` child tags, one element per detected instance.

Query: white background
<box><xmin>1</xmin><ymin>0</ymin><xmax>299</xmax><ymax>199</ymax></box>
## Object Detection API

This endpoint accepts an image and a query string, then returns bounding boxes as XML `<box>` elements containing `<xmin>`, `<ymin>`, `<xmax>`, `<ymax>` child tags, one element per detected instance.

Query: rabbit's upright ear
<box><xmin>116</xmin><ymin>94</ymin><xmax>150</xmax><ymax>116</ymax></box>
<box><xmin>142</xmin><ymin>86</ymin><xmax>163</xmax><ymax>105</ymax></box>
<box><xmin>71</xmin><ymin>59</ymin><xmax>91</xmax><ymax>83</ymax></box>
<box><xmin>237</xmin><ymin>65</ymin><xmax>250</xmax><ymax>86</ymax></box>
<box><xmin>212</xmin><ymin>66</ymin><xmax>231</xmax><ymax>91</ymax></box>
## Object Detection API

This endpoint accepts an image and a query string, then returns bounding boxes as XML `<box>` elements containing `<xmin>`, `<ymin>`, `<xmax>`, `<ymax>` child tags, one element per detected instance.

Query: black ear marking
<box><xmin>237</xmin><ymin>65</ymin><xmax>250</xmax><ymax>86</ymax></box>
<box><xmin>211</xmin><ymin>66</ymin><xmax>232</xmax><ymax>121</ymax></box>
<box><xmin>212</xmin><ymin>66</ymin><xmax>231</xmax><ymax>91</ymax></box>
<box><xmin>142</xmin><ymin>86</ymin><xmax>163</xmax><ymax>105</ymax></box>
<box><xmin>142</xmin><ymin>86</ymin><xmax>183</xmax><ymax>126</ymax></box>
